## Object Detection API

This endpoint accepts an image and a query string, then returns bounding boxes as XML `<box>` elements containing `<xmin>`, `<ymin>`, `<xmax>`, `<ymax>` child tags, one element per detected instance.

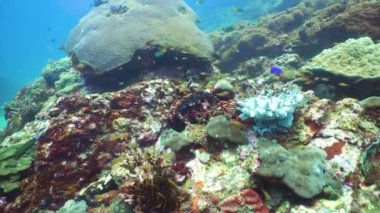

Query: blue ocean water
<box><xmin>0</xmin><ymin>0</ymin><xmax>92</xmax><ymax>129</ymax></box>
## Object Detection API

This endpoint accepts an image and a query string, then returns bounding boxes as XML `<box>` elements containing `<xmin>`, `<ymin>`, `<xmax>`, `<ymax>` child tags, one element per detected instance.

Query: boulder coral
<box><xmin>66</xmin><ymin>0</ymin><xmax>214</xmax><ymax>75</ymax></box>
<box><xmin>257</xmin><ymin>139</ymin><xmax>328</xmax><ymax>199</ymax></box>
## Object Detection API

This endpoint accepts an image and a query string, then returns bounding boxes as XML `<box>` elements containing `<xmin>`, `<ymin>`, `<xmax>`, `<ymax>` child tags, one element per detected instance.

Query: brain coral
<box><xmin>304</xmin><ymin>37</ymin><xmax>380</xmax><ymax>80</ymax></box>
<box><xmin>66</xmin><ymin>0</ymin><xmax>214</xmax><ymax>74</ymax></box>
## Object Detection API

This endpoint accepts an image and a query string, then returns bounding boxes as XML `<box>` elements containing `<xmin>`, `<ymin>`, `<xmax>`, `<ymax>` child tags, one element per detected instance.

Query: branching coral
<box><xmin>238</xmin><ymin>85</ymin><xmax>305</xmax><ymax>134</ymax></box>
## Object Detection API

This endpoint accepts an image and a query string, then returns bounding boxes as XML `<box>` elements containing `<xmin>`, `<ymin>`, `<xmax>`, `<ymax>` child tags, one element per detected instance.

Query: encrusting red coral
<box><xmin>324</xmin><ymin>141</ymin><xmax>346</xmax><ymax>160</ymax></box>
<box><xmin>219</xmin><ymin>188</ymin><xmax>269</xmax><ymax>213</ymax></box>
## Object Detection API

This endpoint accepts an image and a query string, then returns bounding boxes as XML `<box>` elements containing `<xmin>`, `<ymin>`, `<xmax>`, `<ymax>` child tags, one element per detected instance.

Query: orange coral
<box><xmin>219</xmin><ymin>188</ymin><xmax>269</xmax><ymax>213</ymax></box>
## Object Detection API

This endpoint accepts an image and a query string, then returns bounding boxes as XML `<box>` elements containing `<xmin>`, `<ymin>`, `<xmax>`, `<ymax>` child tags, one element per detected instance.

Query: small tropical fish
<box><xmin>154</xmin><ymin>47</ymin><xmax>167</xmax><ymax>58</ymax></box>
<box><xmin>260</xmin><ymin>187</ymin><xmax>272</xmax><ymax>202</ymax></box>
<box><xmin>320</xmin><ymin>77</ymin><xmax>329</xmax><ymax>82</ymax></box>
<box><xmin>195</xmin><ymin>0</ymin><xmax>204</xmax><ymax>5</ymax></box>
<box><xmin>59</xmin><ymin>45</ymin><xmax>66</xmax><ymax>51</ymax></box>
<box><xmin>353</xmin><ymin>78</ymin><xmax>363</xmax><ymax>84</ymax></box>
<box><xmin>338</xmin><ymin>82</ymin><xmax>350</xmax><ymax>87</ymax></box>
<box><xmin>270</xmin><ymin>66</ymin><xmax>283</xmax><ymax>75</ymax></box>
<box><xmin>231</xmin><ymin>7</ymin><xmax>244</xmax><ymax>13</ymax></box>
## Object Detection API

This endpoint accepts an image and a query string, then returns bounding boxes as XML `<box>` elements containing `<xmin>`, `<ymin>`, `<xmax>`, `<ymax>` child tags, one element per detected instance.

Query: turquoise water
<box><xmin>0</xmin><ymin>109</ymin><xmax>5</xmax><ymax>129</ymax></box>
<box><xmin>0</xmin><ymin>0</ymin><xmax>92</xmax><ymax>127</ymax></box>
<box><xmin>0</xmin><ymin>1</ymin><xmax>91</xmax><ymax>102</ymax></box>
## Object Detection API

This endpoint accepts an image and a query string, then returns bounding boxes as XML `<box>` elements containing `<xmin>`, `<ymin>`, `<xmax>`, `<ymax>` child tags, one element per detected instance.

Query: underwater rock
<box><xmin>272</xmin><ymin>53</ymin><xmax>302</xmax><ymax>68</ymax></box>
<box><xmin>213</xmin><ymin>79</ymin><xmax>234</xmax><ymax>93</ymax></box>
<box><xmin>66</xmin><ymin>0</ymin><xmax>213</xmax><ymax>76</ymax></box>
<box><xmin>210</xmin><ymin>0</ymin><xmax>327</xmax><ymax>71</ymax></box>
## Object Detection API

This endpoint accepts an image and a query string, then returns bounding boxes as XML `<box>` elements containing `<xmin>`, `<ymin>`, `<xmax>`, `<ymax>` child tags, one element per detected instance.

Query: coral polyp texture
<box><xmin>304</xmin><ymin>37</ymin><xmax>380</xmax><ymax>80</ymax></box>
<box><xmin>66</xmin><ymin>0</ymin><xmax>213</xmax><ymax>74</ymax></box>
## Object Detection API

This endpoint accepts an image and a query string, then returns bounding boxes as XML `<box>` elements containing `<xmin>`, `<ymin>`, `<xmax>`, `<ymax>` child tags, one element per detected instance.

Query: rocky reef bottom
<box><xmin>0</xmin><ymin>62</ymin><xmax>379</xmax><ymax>212</ymax></box>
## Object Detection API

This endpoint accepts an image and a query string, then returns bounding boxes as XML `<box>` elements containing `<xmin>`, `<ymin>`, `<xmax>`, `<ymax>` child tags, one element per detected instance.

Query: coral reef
<box><xmin>2</xmin><ymin>1</ymin><xmax>380</xmax><ymax>212</ymax></box>
<box><xmin>14</xmin><ymin>80</ymin><xmax>183</xmax><ymax>211</ymax></box>
<box><xmin>211</xmin><ymin>0</ymin><xmax>380</xmax><ymax>71</ymax></box>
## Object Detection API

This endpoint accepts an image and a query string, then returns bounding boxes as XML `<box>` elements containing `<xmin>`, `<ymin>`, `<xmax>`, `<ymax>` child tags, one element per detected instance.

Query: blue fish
<box><xmin>270</xmin><ymin>66</ymin><xmax>283</xmax><ymax>75</ymax></box>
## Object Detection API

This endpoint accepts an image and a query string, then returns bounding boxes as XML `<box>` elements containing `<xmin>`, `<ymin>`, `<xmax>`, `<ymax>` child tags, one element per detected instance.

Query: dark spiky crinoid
<box><xmin>128</xmin><ymin>167</ymin><xmax>188</xmax><ymax>212</ymax></box>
